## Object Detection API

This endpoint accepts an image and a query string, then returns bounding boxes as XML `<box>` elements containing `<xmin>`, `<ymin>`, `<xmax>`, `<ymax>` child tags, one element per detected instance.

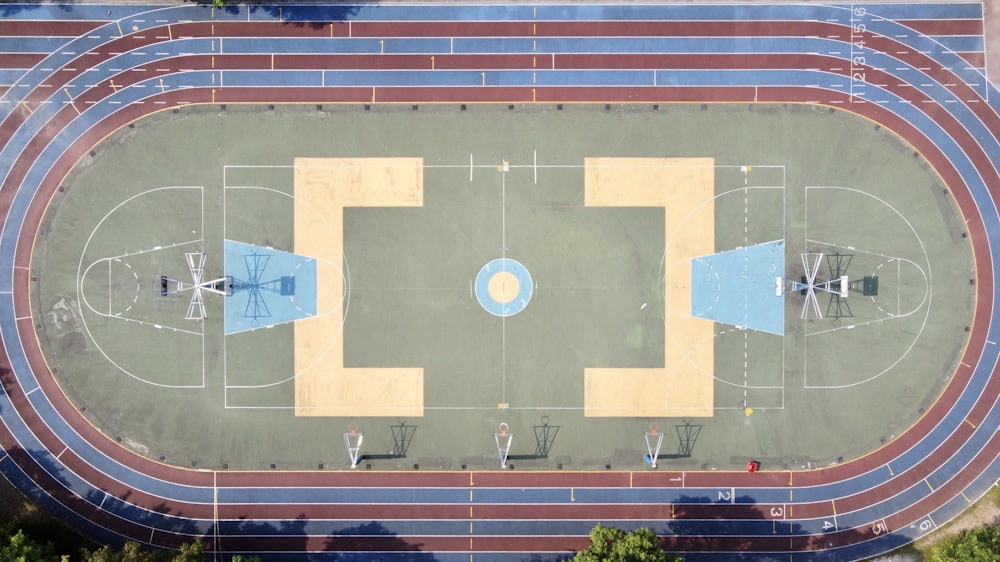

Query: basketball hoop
<box><xmin>495</xmin><ymin>423</ymin><xmax>513</xmax><ymax>469</ymax></box>
<box><xmin>644</xmin><ymin>422</ymin><xmax>663</xmax><ymax>469</ymax></box>
<box><xmin>344</xmin><ymin>422</ymin><xmax>363</xmax><ymax>468</ymax></box>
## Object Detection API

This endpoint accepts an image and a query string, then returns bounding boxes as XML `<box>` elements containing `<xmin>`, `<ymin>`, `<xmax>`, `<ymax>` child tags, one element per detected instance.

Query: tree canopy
<box><xmin>927</xmin><ymin>525</ymin><xmax>1000</xmax><ymax>562</ymax></box>
<box><xmin>573</xmin><ymin>523</ymin><xmax>683</xmax><ymax>562</ymax></box>
<box><xmin>0</xmin><ymin>529</ymin><xmax>62</xmax><ymax>562</ymax></box>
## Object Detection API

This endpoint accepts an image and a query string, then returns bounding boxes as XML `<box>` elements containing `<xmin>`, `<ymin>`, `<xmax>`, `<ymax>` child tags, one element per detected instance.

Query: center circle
<box><xmin>474</xmin><ymin>258</ymin><xmax>533</xmax><ymax>317</ymax></box>
<box><xmin>488</xmin><ymin>271</ymin><xmax>520</xmax><ymax>304</ymax></box>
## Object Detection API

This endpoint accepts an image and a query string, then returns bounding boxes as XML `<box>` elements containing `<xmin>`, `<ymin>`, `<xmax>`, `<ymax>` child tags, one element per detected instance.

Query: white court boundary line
<box><xmin>79</xmin><ymin>241</ymin><xmax>202</xmax><ymax>326</ymax></box>
<box><xmin>220</xmin><ymin>176</ymin><xmax>351</xmax><ymax>409</ymax></box>
<box><xmin>220</xmin><ymin>162</ymin><xmax>793</xmax><ymax>412</ymax></box>
<box><xmin>802</xmin><ymin>185</ymin><xmax>933</xmax><ymax>390</ymax></box>
<box><xmin>657</xmin><ymin>168</ymin><xmax>788</xmax><ymax>412</ymax></box>
<box><xmin>803</xmin><ymin>240</ymin><xmax>929</xmax><ymax>331</ymax></box>
<box><xmin>220</xmin><ymin>186</ymin><xmax>349</xmax><ymax>390</ymax></box>
<box><xmin>75</xmin><ymin>185</ymin><xmax>206</xmax><ymax>389</ymax></box>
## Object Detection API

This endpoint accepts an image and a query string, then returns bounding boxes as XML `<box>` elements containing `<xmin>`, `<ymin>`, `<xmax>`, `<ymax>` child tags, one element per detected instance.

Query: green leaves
<box><xmin>0</xmin><ymin>529</ymin><xmax>61</xmax><ymax>562</ymax></box>
<box><xmin>928</xmin><ymin>526</ymin><xmax>1000</xmax><ymax>562</ymax></box>
<box><xmin>573</xmin><ymin>523</ymin><xmax>682</xmax><ymax>562</ymax></box>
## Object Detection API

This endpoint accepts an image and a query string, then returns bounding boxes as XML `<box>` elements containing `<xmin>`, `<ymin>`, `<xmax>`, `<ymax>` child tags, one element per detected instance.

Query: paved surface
<box><xmin>0</xmin><ymin>3</ymin><xmax>998</xmax><ymax>561</ymax></box>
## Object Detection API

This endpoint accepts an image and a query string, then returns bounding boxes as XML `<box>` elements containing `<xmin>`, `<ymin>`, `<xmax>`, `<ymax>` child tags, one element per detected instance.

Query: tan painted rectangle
<box><xmin>293</xmin><ymin>158</ymin><xmax>425</xmax><ymax>417</ymax></box>
<box><xmin>295</xmin><ymin>158</ymin><xmax>423</xmax><ymax>208</ymax></box>
<box><xmin>584</xmin><ymin>158</ymin><xmax>715</xmax><ymax>417</ymax></box>
<box><xmin>294</xmin><ymin>368</ymin><xmax>424</xmax><ymax>418</ymax></box>
<box><xmin>584</xmin><ymin>368</ymin><xmax>713</xmax><ymax>417</ymax></box>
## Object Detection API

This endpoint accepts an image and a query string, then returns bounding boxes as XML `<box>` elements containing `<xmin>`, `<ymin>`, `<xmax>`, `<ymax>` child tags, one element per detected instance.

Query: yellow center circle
<box><xmin>488</xmin><ymin>271</ymin><xmax>520</xmax><ymax>304</ymax></box>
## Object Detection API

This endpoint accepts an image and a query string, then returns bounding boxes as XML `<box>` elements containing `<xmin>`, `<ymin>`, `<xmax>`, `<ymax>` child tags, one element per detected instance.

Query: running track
<box><xmin>0</xmin><ymin>3</ymin><xmax>997</xmax><ymax>560</ymax></box>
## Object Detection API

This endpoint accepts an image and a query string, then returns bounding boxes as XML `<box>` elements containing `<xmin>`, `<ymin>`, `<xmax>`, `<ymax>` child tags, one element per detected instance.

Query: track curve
<box><xmin>0</xmin><ymin>3</ymin><xmax>998</xmax><ymax>561</ymax></box>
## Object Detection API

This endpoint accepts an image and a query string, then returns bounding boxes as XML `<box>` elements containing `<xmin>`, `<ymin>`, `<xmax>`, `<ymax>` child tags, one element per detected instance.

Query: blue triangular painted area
<box><xmin>691</xmin><ymin>241</ymin><xmax>784</xmax><ymax>335</ymax></box>
<box><xmin>224</xmin><ymin>240</ymin><xmax>317</xmax><ymax>335</ymax></box>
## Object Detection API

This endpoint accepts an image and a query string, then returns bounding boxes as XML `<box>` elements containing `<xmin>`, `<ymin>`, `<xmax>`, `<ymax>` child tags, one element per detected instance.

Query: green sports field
<box><xmin>30</xmin><ymin>103</ymin><xmax>974</xmax><ymax>471</ymax></box>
